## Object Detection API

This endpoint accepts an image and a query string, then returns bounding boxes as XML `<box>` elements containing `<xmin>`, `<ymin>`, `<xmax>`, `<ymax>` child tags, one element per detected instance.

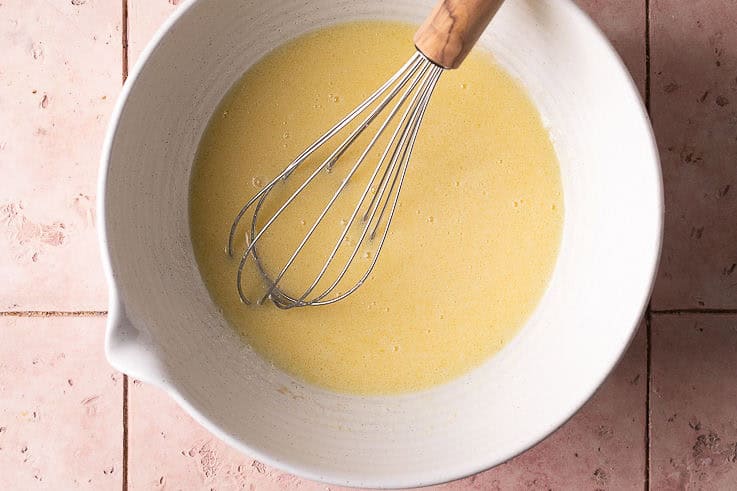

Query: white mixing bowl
<box><xmin>99</xmin><ymin>0</ymin><xmax>662</xmax><ymax>487</ymax></box>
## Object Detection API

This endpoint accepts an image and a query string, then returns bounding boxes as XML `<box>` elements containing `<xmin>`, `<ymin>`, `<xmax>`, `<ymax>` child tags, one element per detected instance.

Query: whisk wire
<box><xmin>231</xmin><ymin>51</ymin><xmax>444</xmax><ymax>308</ymax></box>
<box><xmin>233</xmin><ymin>54</ymin><xmax>427</xmax><ymax>302</ymax></box>
<box><xmin>235</xmin><ymin>56</ymin><xmax>429</xmax><ymax>305</ymax></box>
<box><xmin>261</xmin><ymin>61</ymin><xmax>436</xmax><ymax>306</ymax></box>
<box><xmin>309</xmin><ymin>65</ymin><xmax>443</xmax><ymax>306</ymax></box>
<box><xmin>307</xmin><ymin>64</ymin><xmax>443</xmax><ymax>305</ymax></box>
<box><xmin>227</xmin><ymin>52</ymin><xmax>424</xmax><ymax>258</ymax></box>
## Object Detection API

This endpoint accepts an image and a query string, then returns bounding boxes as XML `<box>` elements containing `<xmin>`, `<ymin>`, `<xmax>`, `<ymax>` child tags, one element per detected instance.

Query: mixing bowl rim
<box><xmin>98</xmin><ymin>0</ymin><xmax>663</xmax><ymax>487</ymax></box>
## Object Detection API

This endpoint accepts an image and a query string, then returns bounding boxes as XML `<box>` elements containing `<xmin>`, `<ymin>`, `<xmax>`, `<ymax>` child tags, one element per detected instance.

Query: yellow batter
<box><xmin>190</xmin><ymin>22</ymin><xmax>563</xmax><ymax>394</ymax></box>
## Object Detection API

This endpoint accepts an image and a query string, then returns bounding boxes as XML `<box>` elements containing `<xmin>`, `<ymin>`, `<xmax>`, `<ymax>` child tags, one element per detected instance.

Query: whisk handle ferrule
<box><xmin>414</xmin><ymin>0</ymin><xmax>505</xmax><ymax>69</ymax></box>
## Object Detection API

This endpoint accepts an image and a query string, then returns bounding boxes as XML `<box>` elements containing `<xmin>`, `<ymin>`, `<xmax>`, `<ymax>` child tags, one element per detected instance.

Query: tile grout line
<box><xmin>121</xmin><ymin>1</ymin><xmax>129</xmax><ymax>490</ymax></box>
<box><xmin>122</xmin><ymin>375</ymin><xmax>129</xmax><ymax>491</ymax></box>
<box><xmin>122</xmin><ymin>0</ymin><xmax>129</xmax><ymax>83</ymax></box>
<box><xmin>644</xmin><ymin>0</ymin><xmax>651</xmax><ymax>114</ymax></box>
<box><xmin>651</xmin><ymin>308</ymin><xmax>737</xmax><ymax>315</ymax></box>
<box><xmin>645</xmin><ymin>308</ymin><xmax>652</xmax><ymax>490</ymax></box>
<box><xmin>0</xmin><ymin>311</ymin><xmax>107</xmax><ymax>317</ymax></box>
<box><xmin>644</xmin><ymin>1</ymin><xmax>651</xmax><ymax>489</ymax></box>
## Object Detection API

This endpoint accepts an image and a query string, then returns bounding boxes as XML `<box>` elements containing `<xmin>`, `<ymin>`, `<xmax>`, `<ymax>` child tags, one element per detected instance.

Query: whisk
<box><xmin>228</xmin><ymin>0</ymin><xmax>505</xmax><ymax>309</ymax></box>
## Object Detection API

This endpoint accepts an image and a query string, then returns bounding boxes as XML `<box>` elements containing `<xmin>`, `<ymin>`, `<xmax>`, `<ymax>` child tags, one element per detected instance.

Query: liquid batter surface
<box><xmin>190</xmin><ymin>22</ymin><xmax>563</xmax><ymax>394</ymax></box>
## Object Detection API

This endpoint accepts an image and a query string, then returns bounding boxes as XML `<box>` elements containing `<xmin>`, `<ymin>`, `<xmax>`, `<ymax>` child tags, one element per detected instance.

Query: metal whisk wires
<box><xmin>228</xmin><ymin>52</ymin><xmax>443</xmax><ymax>309</ymax></box>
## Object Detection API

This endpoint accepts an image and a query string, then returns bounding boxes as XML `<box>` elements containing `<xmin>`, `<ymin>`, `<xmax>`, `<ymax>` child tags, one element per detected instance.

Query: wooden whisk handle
<box><xmin>414</xmin><ymin>0</ymin><xmax>505</xmax><ymax>69</ymax></box>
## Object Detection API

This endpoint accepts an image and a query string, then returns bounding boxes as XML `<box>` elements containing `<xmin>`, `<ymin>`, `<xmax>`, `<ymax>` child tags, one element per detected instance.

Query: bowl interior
<box><xmin>101</xmin><ymin>0</ymin><xmax>661</xmax><ymax>487</ymax></box>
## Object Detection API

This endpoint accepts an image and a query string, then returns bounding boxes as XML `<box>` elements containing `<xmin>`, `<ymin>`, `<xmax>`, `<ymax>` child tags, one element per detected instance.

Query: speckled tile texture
<box><xmin>0</xmin><ymin>0</ymin><xmax>119</xmax><ymax>311</ymax></box>
<box><xmin>650</xmin><ymin>0</ymin><xmax>737</xmax><ymax>309</ymax></box>
<box><xmin>0</xmin><ymin>316</ymin><xmax>122</xmax><ymax>489</ymax></box>
<box><xmin>454</xmin><ymin>325</ymin><xmax>647</xmax><ymax>490</ymax></box>
<box><xmin>2</xmin><ymin>0</ymin><xmax>737</xmax><ymax>489</ymax></box>
<box><xmin>650</xmin><ymin>314</ymin><xmax>737</xmax><ymax>488</ymax></box>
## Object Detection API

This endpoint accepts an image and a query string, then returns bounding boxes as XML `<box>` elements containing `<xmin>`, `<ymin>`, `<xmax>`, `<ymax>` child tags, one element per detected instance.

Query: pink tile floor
<box><xmin>1</xmin><ymin>0</ymin><xmax>736</xmax><ymax>489</ymax></box>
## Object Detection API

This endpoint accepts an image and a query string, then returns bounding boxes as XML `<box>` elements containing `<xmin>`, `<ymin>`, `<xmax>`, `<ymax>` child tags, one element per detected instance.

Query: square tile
<box><xmin>650</xmin><ymin>313</ymin><xmax>737</xmax><ymax>489</ymax></box>
<box><xmin>0</xmin><ymin>1</ymin><xmax>121</xmax><ymax>310</ymax></box>
<box><xmin>650</xmin><ymin>0</ymin><xmax>737</xmax><ymax>309</ymax></box>
<box><xmin>0</xmin><ymin>316</ymin><xmax>122</xmax><ymax>489</ymax></box>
